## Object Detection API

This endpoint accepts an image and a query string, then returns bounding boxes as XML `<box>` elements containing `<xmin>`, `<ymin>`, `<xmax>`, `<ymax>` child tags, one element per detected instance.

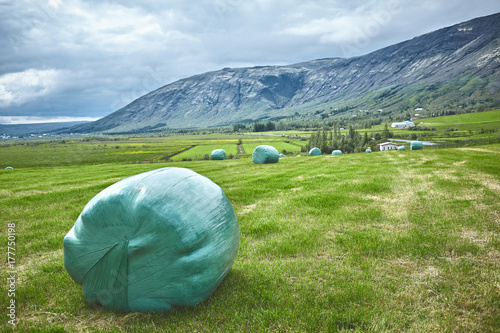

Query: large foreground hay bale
<box><xmin>64</xmin><ymin>167</ymin><xmax>240</xmax><ymax>312</ymax></box>
<box><xmin>252</xmin><ymin>145</ymin><xmax>279</xmax><ymax>164</ymax></box>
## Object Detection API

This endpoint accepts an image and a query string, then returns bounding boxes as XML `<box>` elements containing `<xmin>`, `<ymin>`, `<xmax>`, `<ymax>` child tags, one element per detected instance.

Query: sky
<box><xmin>1</xmin><ymin>0</ymin><xmax>499</xmax><ymax>124</ymax></box>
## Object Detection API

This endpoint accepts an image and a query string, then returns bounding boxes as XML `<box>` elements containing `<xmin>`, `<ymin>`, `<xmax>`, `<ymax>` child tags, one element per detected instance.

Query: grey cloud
<box><xmin>0</xmin><ymin>0</ymin><xmax>499</xmax><ymax>123</ymax></box>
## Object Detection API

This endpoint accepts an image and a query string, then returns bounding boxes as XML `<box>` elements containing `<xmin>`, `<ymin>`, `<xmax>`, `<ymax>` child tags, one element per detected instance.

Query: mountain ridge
<box><xmin>70</xmin><ymin>12</ymin><xmax>500</xmax><ymax>133</ymax></box>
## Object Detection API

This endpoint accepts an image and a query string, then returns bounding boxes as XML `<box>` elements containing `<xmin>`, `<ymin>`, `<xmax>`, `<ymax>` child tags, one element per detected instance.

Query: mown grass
<box><xmin>1</xmin><ymin>142</ymin><xmax>499</xmax><ymax>332</ymax></box>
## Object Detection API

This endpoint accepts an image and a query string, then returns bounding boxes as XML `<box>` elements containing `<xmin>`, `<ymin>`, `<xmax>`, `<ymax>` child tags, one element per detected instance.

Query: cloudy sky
<box><xmin>1</xmin><ymin>0</ymin><xmax>499</xmax><ymax>124</ymax></box>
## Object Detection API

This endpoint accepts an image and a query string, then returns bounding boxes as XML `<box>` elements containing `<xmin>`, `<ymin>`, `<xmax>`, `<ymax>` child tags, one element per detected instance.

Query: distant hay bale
<box><xmin>211</xmin><ymin>149</ymin><xmax>226</xmax><ymax>160</ymax></box>
<box><xmin>309</xmin><ymin>147</ymin><xmax>321</xmax><ymax>156</ymax></box>
<box><xmin>410</xmin><ymin>141</ymin><xmax>423</xmax><ymax>150</ymax></box>
<box><xmin>279</xmin><ymin>153</ymin><xmax>286</xmax><ymax>157</ymax></box>
<box><xmin>5</xmin><ymin>166</ymin><xmax>13</xmax><ymax>169</ymax></box>
<box><xmin>63</xmin><ymin>167</ymin><xmax>240</xmax><ymax>312</ymax></box>
<box><xmin>252</xmin><ymin>145</ymin><xmax>279</xmax><ymax>164</ymax></box>
<box><xmin>332</xmin><ymin>150</ymin><xmax>342</xmax><ymax>155</ymax></box>
<box><xmin>365</xmin><ymin>148</ymin><xmax>372</xmax><ymax>153</ymax></box>
<box><xmin>397</xmin><ymin>146</ymin><xmax>406</xmax><ymax>151</ymax></box>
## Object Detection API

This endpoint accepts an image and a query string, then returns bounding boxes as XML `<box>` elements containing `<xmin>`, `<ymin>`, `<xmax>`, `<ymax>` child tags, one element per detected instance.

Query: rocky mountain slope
<box><xmin>71</xmin><ymin>12</ymin><xmax>500</xmax><ymax>133</ymax></box>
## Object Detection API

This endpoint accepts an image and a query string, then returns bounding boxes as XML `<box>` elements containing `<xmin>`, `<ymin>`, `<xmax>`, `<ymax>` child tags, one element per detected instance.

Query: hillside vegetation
<box><xmin>1</xmin><ymin>141</ymin><xmax>499</xmax><ymax>331</ymax></box>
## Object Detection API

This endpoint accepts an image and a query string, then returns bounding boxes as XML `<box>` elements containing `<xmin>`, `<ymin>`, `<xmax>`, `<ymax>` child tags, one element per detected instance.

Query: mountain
<box><xmin>71</xmin><ymin>13</ymin><xmax>500</xmax><ymax>133</ymax></box>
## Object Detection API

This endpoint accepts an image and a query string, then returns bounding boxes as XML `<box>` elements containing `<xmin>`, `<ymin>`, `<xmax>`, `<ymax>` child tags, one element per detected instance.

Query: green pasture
<box><xmin>365</xmin><ymin>109</ymin><xmax>500</xmax><ymax>140</ymax></box>
<box><xmin>1</xmin><ymin>142</ymin><xmax>499</xmax><ymax>332</ymax></box>
<box><xmin>247</xmin><ymin>130</ymin><xmax>312</xmax><ymax>137</ymax></box>
<box><xmin>242</xmin><ymin>141</ymin><xmax>303</xmax><ymax>155</ymax></box>
<box><xmin>0</xmin><ymin>140</ymin><xmax>189</xmax><ymax>168</ymax></box>
<box><xmin>0</xmin><ymin>134</ymin><xmax>308</xmax><ymax>168</ymax></box>
<box><xmin>170</xmin><ymin>136</ymin><xmax>306</xmax><ymax>160</ymax></box>
<box><xmin>421</xmin><ymin>109</ymin><xmax>500</xmax><ymax>131</ymax></box>
<box><xmin>174</xmin><ymin>144</ymin><xmax>239</xmax><ymax>160</ymax></box>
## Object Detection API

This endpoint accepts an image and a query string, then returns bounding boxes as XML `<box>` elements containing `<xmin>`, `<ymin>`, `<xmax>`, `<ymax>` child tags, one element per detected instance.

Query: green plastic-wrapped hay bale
<box><xmin>410</xmin><ymin>141</ymin><xmax>423</xmax><ymax>150</ymax></box>
<box><xmin>63</xmin><ymin>167</ymin><xmax>240</xmax><ymax>312</ymax></box>
<box><xmin>365</xmin><ymin>148</ymin><xmax>372</xmax><ymax>153</ymax></box>
<box><xmin>332</xmin><ymin>150</ymin><xmax>342</xmax><ymax>155</ymax></box>
<box><xmin>211</xmin><ymin>149</ymin><xmax>226</xmax><ymax>160</ymax></box>
<box><xmin>309</xmin><ymin>147</ymin><xmax>321</xmax><ymax>156</ymax></box>
<box><xmin>397</xmin><ymin>146</ymin><xmax>406</xmax><ymax>151</ymax></box>
<box><xmin>252</xmin><ymin>145</ymin><xmax>279</xmax><ymax>164</ymax></box>
<box><xmin>279</xmin><ymin>153</ymin><xmax>286</xmax><ymax>157</ymax></box>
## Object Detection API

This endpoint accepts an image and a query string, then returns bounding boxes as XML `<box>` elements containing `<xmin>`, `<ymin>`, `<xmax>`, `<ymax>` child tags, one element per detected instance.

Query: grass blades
<box><xmin>0</xmin><ymin>143</ymin><xmax>499</xmax><ymax>332</ymax></box>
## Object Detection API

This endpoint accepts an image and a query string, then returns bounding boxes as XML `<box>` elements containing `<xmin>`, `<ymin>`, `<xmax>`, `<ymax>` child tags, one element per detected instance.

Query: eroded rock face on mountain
<box><xmin>71</xmin><ymin>13</ymin><xmax>500</xmax><ymax>133</ymax></box>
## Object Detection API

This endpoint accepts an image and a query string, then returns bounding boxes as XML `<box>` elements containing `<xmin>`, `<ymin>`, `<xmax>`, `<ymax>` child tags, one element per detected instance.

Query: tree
<box><xmin>265</xmin><ymin>121</ymin><xmax>275</xmax><ymax>131</ymax></box>
<box><xmin>362</xmin><ymin>131</ymin><xmax>369</xmax><ymax>146</ymax></box>
<box><xmin>477</xmin><ymin>105</ymin><xmax>486</xmax><ymax>113</ymax></box>
<box><xmin>382</xmin><ymin>124</ymin><xmax>392</xmax><ymax>141</ymax></box>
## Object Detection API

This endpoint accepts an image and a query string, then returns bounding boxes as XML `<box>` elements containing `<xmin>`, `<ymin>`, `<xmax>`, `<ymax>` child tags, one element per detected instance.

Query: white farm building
<box><xmin>391</xmin><ymin>120</ymin><xmax>415</xmax><ymax>129</ymax></box>
<box><xmin>377</xmin><ymin>142</ymin><xmax>399</xmax><ymax>151</ymax></box>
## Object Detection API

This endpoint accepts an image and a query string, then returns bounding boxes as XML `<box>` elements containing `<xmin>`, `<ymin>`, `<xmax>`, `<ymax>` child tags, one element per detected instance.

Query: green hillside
<box><xmin>420</xmin><ymin>109</ymin><xmax>500</xmax><ymax>131</ymax></box>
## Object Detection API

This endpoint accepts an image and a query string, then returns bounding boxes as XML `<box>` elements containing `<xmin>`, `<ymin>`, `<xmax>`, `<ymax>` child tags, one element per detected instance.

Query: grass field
<box><xmin>174</xmin><ymin>143</ymin><xmax>239</xmax><ymax>160</ymax></box>
<box><xmin>242</xmin><ymin>141</ymin><xmax>304</xmax><ymax>155</ymax></box>
<box><xmin>0</xmin><ymin>139</ymin><xmax>189</xmax><ymax>168</ymax></box>
<box><xmin>361</xmin><ymin>109</ymin><xmax>500</xmax><ymax>140</ymax></box>
<box><xmin>420</xmin><ymin>109</ymin><xmax>500</xmax><ymax>131</ymax></box>
<box><xmin>0</xmin><ymin>135</ymin><xmax>308</xmax><ymax>168</ymax></box>
<box><xmin>1</xmin><ymin>141</ymin><xmax>499</xmax><ymax>332</ymax></box>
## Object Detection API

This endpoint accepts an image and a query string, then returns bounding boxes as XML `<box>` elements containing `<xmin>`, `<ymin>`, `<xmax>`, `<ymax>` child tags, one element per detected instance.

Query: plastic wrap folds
<box><xmin>63</xmin><ymin>167</ymin><xmax>240</xmax><ymax>312</ymax></box>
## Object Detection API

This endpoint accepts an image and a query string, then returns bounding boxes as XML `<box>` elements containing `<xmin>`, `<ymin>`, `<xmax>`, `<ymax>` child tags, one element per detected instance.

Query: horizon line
<box><xmin>0</xmin><ymin>116</ymin><xmax>101</xmax><ymax>125</ymax></box>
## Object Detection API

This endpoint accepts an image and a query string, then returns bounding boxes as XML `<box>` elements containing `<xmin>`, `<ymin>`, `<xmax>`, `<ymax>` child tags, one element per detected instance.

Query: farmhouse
<box><xmin>377</xmin><ymin>142</ymin><xmax>399</xmax><ymax>151</ymax></box>
<box><xmin>391</xmin><ymin>120</ymin><xmax>415</xmax><ymax>129</ymax></box>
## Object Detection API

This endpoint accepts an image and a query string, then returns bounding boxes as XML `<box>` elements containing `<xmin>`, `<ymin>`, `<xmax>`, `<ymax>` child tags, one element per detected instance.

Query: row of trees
<box><xmin>302</xmin><ymin>125</ymin><xmax>395</xmax><ymax>154</ymax></box>
<box><xmin>233</xmin><ymin>121</ymin><xmax>276</xmax><ymax>132</ymax></box>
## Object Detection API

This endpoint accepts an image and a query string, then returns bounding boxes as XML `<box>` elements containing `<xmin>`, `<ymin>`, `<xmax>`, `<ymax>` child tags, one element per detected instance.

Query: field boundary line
<box><xmin>142</xmin><ymin>145</ymin><xmax>195</xmax><ymax>162</ymax></box>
